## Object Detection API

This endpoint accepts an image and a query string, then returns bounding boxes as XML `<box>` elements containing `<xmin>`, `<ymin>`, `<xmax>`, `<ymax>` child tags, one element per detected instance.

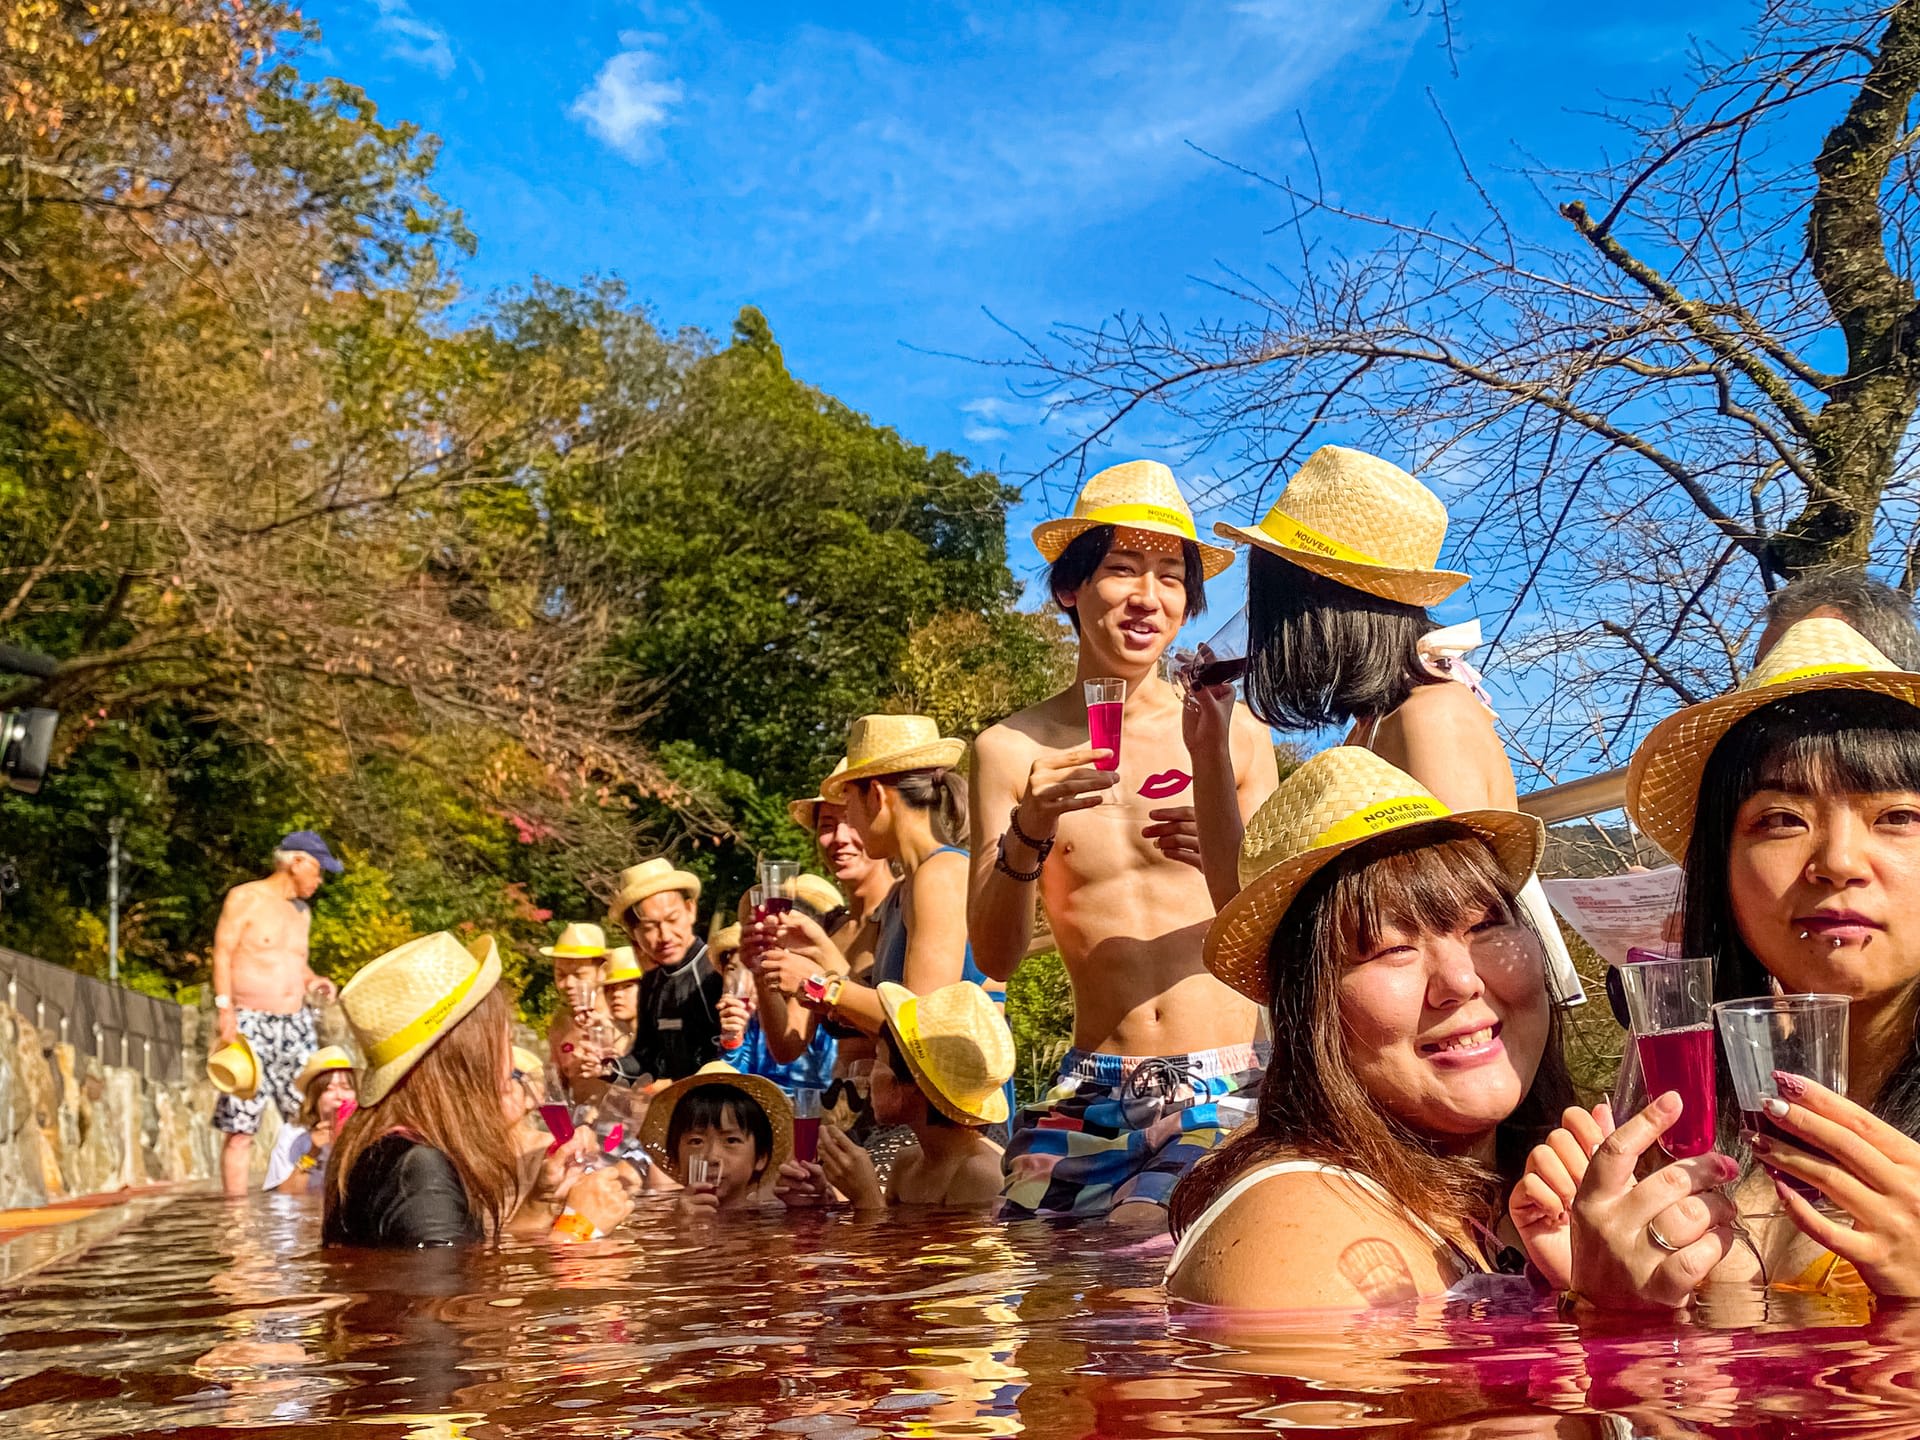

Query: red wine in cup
<box><xmin>761</xmin><ymin>895</ymin><xmax>793</xmax><ymax>918</ymax></box>
<box><xmin>1188</xmin><ymin>656</ymin><xmax>1248</xmax><ymax>688</ymax></box>
<box><xmin>1635</xmin><ymin>1025</ymin><xmax>1716</xmax><ymax>1158</ymax></box>
<box><xmin>1087</xmin><ymin>701</ymin><xmax>1123</xmax><ymax>772</ymax></box>
<box><xmin>1741</xmin><ymin>1109</ymin><xmax>1838</xmax><ymax>1199</ymax></box>
<box><xmin>793</xmin><ymin>1115</ymin><xmax>821</xmax><ymax>1164</ymax></box>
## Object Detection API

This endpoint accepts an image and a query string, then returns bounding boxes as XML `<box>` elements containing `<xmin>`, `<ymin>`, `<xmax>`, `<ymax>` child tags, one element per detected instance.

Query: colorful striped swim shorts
<box><xmin>999</xmin><ymin>1042</ymin><xmax>1268</xmax><ymax>1218</ymax></box>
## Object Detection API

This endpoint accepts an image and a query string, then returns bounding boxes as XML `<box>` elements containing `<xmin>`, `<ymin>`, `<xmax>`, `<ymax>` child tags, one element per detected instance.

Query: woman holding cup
<box><xmin>1528</xmin><ymin>618</ymin><xmax>1920</xmax><ymax>1303</ymax></box>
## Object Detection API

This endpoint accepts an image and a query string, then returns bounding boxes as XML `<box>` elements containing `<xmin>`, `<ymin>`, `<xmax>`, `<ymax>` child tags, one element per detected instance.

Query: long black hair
<box><xmin>1244</xmin><ymin>548</ymin><xmax>1447</xmax><ymax>731</ymax></box>
<box><xmin>1680</xmin><ymin>689</ymin><xmax>1920</xmax><ymax>1136</ymax></box>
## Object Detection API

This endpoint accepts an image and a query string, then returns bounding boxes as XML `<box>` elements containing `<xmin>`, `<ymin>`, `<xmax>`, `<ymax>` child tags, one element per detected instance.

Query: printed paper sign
<box><xmin>1538</xmin><ymin>867</ymin><xmax>1683</xmax><ymax>968</ymax></box>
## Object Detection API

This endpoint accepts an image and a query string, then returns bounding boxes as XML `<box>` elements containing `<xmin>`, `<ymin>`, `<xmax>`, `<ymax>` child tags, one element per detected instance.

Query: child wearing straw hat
<box><xmin>262</xmin><ymin>1046</ymin><xmax>357</xmax><ymax>1194</ymax></box>
<box><xmin>777</xmin><ymin>982</ymin><xmax>1012</xmax><ymax>1210</ymax></box>
<box><xmin>640</xmin><ymin>1062</ymin><xmax>794</xmax><ymax>1216</ymax></box>
<box><xmin>1198</xmin><ymin>444</ymin><xmax>1586</xmax><ymax>1008</ymax></box>
<box><xmin>969</xmin><ymin>459</ymin><xmax>1275</xmax><ymax>1221</ymax></box>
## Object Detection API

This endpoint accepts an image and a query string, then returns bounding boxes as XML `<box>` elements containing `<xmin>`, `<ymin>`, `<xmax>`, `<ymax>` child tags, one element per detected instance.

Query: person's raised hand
<box><xmin>1511</xmin><ymin>1102</ymin><xmax>1615</xmax><ymax>1290</ymax></box>
<box><xmin>564</xmin><ymin>1163</ymin><xmax>639</xmax><ymax>1235</ymax></box>
<box><xmin>717</xmin><ymin>994</ymin><xmax>751</xmax><ymax>1046</ymax></box>
<box><xmin>1016</xmin><ymin>744</ymin><xmax>1119</xmax><ymax>841</ymax></box>
<box><xmin>1180</xmin><ymin>649</ymin><xmax>1237</xmax><ymax>762</ymax></box>
<box><xmin>818</xmin><ymin>1122</ymin><xmax>884</xmax><ymax>1209</ymax></box>
<box><xmin>536</xmin><ymin>1127</ymin><xmax>597</xmax><ymax>1204</ymax></box>
<box><xmin>675</xmin><ymin>1180</ymin><xmax>721</xmax><ymax>1224</ymax></box>
<box><xmin>774</xmin><ymin>1159</ymin><xmax>834</xmax><ymax>1209</ymax></box>
<box><xmin>1140</xmin><ymin>806</ymin><xmax>1204</xmax><ymax>870</ymax></box>
<box><xmin>1753</xmin><ymin>1072</ymin><xmax>1920</xmax><ymax>1298</ymax></box>
<box><xmin>1569</xmin><ymin>1091</ymin><xmax>1739</xmax><ymax>1310</ymax></box>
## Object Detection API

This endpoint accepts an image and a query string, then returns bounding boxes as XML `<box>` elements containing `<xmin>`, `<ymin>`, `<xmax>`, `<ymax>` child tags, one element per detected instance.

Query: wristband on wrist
<box><xmin>1006</xmin><ymin>804</ymin><xmax>1055</xmax><ymax>861</ymax></box>
<box><xmin>994</xmin><ymin>831</ymin><xmax>1044</xmax><ymax>884</ymax></box>
<box><xmin>551</xmin><ymin>1207</ymin><xmax>603</xmax><ymax>1242</ymax></box>
<box><xmin>213</xmin><ymin>994</ymin><xmax>234</xmax><ymax>1010</ymax></box>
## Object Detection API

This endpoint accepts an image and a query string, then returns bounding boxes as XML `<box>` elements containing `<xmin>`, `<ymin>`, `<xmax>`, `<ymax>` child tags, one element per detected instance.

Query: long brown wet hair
<box><xmin>1170</xmin><ymin>825</ymin><xmax>1571</xmax><ymax>1242</ymax></box>
<box><xmin>325</xmin><ymin>985</ymin><xmax>520</xmax><ymax>1240</ymax></box>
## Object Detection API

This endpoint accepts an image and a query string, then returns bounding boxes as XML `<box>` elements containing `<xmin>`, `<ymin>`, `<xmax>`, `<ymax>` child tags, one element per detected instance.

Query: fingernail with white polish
<box><xmin>1763</xmin><ymin>1097</ymin><xmax>1789</xmax><ymax>1118</ymax></box>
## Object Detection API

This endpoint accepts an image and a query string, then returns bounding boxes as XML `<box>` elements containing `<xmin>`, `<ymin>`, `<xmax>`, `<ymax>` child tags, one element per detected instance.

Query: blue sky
<box><xmin>307</xmin><ymin>0</ymin><xmax>1751</xmax><ymax>644</ymax></box>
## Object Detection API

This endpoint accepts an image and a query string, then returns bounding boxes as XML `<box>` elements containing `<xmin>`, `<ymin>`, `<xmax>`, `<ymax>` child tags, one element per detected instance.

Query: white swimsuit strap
<box><xmin>1166</xmin><ymin>1159</ymin><xmax>1456</xmax><ymax>1279</ymax></box>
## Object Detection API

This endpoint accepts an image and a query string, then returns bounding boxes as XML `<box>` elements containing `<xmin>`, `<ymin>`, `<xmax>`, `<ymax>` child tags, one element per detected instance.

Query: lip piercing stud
<box><xmin>1799</xmin><ymin>931</ymin><xmax>1811</xmax><ymax>940</ymax></box>
<box><xmin>1831</xmin><ymin>937</ymin><xmax>1845</xmax><ymax>949</ymax></box>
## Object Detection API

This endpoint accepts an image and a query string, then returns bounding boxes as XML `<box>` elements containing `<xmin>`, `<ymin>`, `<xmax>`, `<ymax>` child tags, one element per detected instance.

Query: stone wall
<box><xmin>0</xmin><ymin>997</ymin><xmax>221</xmax><ymax>1209</ymax></box>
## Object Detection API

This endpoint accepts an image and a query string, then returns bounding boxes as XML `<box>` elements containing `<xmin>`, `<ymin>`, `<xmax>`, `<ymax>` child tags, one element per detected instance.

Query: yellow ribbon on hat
<box><xmin>1084</xmin><ymin>502</ymin><xmax>1198</xmax><ymax>540</ymax></box>
<box><xmin>1760</xmin><ymin>662</ymin><xmax>1875</xmax><ymax>688</ymax></box>
<box><xmin>1259</xmin><ymin>511</ymin><xmax>1385</xmax><ymax>566</ymax></box>
<box><xmin>364</xmin><ymin>965</ymin><xmax>487</xmax><ymax>1068</ymax></box>
<box><xmin>1311</xmin><ymin>795</ymin><xmax>1452</xmax><ymax>849</ymax></box>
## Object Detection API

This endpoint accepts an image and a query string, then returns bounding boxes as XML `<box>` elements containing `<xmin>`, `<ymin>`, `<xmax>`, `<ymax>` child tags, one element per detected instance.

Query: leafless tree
<box><xmin>1010</xmin><ymin>1</ymin><xmax>1920</xmax><ymax>778</ymax></box>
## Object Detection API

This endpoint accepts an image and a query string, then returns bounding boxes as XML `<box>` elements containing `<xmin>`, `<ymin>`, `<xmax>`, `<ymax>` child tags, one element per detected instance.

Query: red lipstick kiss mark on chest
<box><xmin>1139</xmin><ymin>770</ymin><xmax>1193</xmax><ymax>800</ymax></box>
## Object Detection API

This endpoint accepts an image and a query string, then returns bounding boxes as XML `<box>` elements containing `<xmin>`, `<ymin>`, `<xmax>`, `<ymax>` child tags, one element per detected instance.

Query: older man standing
<box><xmin>210</xmin><ymin>831</ymin><xmax>342</xmax><ymax>1196</ymax></box>
<box><xmin>608</xmin><ymin>857</ymin><xmax>721</xmax><ymax>1083</ymax></box>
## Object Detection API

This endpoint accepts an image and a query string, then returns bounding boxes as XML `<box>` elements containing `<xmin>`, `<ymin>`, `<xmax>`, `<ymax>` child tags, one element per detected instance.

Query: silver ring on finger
<box><xmin>1646</xmin><ymin>1219</ymin><xmax>1681</xmax><ymax>1253</ymax></box>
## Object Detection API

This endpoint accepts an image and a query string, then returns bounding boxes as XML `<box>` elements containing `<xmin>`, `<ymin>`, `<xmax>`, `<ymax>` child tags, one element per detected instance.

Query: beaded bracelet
<box><xmin>994</xmin><ymin>832</ymin><xmax>1044</xmax><ymax>883</ymax></box>
<box><xmin>1005</xmin><ymin>805</ymin><xmax>1056</xmax><ymax>864</ymax></box>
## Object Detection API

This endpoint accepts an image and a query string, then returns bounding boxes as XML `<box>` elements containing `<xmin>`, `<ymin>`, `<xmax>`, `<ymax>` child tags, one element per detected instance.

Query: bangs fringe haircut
<box><xmin>1046</xmin><ymin>523</ymin><xmax>1208</xmax><ymax>633</ymax></box>
<box><xmin>1171</xmin><ymin>825</ymin><xmax>1571</xmax><ymax>1241</ymax></box>
<box><xmin>1683</xmin><ymin>690</ymin><xmax>1920</xmax><ymax>1138</ymax></box>
<box><xmin>668</xmin><ymin>1085</ymin><xmax>775</xmax><ymax>1167</ymax></box>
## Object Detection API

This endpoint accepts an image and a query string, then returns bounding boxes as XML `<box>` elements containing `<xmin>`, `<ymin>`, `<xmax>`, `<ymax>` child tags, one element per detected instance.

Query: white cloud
<box><xmin>962</xmin><ymin>396</ymin><xmax>1041</xmax><ymax>426</ymax></box>
<box><xmin>705</xmin><ymin>1</ymin><xmax>1405</xmax><ymax>246</ymax></box>
<box><xmin>963</xmin><ymin>422</ymin><xmax>1010</xmax><ymax>443</ymax></box>
<box><xmin>570</xmin><ymin>32</ymin><xmax>682</xmax><ymax>162</ymax></box>
<box><xmin>371</xmin><ymin>0</ymin><xmax>454</xmax><ymax>78</ymax></box>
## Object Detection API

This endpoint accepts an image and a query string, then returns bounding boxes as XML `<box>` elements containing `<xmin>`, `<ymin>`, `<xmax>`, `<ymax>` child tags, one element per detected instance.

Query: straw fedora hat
<box><xmin>789</xmin><ymin>758</ymin><xmax>848</xmax><ymax>830</ymax></box>
<box><xmin>1627</xmin><ymin>617</ymin><xmax>1920</xmax><ymax>862</ymax></box>
<box><xmin>610</xmin><ymin>858</ymin><xmax>702</xmax><ymax>922</ymax></box>
<box><xmin>207</xmin><ymin>1031</ymin><xmax>260</xmax><ymax>1099</ymax></box>
<box><xmin>709</xmin><ymin>922</ymin><xmax>742</xmax><ymax>960</ymax></box>
<box><xmin>539</xmin><ymin>921</ymin><xmax>609</xmax><ymax>961</ymax></box>
<box><xmin>819</xmin><ymin>714</ymin><xmax>966</xmax><ymax>803</ymax></box>
<box><xmin>602</xmin><ymin>945</ymin><xmax>644</xmax><ymax>985</ymax></box>
<box><xmin>511</xmin><ymin>1044</ymin><xmax>545</xmax><ymax>1079</ymax></box>
<box><xmin>1212</xmin><ymin>446</ymin><xmax>1469</xmax><ymax>608</ymax></box>
<box><xmin>638</xmin><ymin>1061</ymin><xmax>794</xmax><ymax>1175</ymax></box>
<box><xmin>877</xmin><ymin>981</ymin><xmax>1015</xmax><ymax>1126</ymax></box>
<box><xmin>1205</xmin><ymin>747</ymin><xmax>1544</xmax><ymax>1004</ymax></box>
<box><xmin>293</xmin><ymin>1045</ymin><xmax>355</xmax><ymax>1101</ymax></box>
<box><xmin>339</xmin><ymin>931</ymin><xmax>503</xmax><ymax>1105</ymax></box>
<box><xmin>1031</xmin><ymin>459</ymin><xmax>1235</xmax><ymax>580</ymax></box>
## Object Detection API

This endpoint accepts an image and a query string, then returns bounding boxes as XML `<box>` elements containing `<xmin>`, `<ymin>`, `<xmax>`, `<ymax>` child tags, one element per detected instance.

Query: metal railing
<box><xmin>1518</xmin><ymin>767</ymin><xmax>1629</xmax><ymax>825</ymax></box>
<box><xmin>0</xmin><ymin>946</ymin><xmax>190</xmax><ymax>1083</ymax></box>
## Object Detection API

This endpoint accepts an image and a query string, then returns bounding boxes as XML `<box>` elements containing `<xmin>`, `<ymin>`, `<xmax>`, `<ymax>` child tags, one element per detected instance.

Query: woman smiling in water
<box><xmin>1166</xmin><ymin>748</ymin><xmax>1582</xmax><ymax>1308</ymax></box>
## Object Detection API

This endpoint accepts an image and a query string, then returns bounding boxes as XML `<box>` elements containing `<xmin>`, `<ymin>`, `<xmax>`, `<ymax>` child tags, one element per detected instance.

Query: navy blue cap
<box><xmin>278</xmin><ymin>830</ymin><xmax>344</xmax><ymax>874</ymax></box>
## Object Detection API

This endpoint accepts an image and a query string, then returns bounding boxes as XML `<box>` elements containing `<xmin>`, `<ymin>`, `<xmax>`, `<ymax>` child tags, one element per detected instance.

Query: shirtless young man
<box><xmin>210</xmin><ymin>831</ymin><xmax>341</xmax><ymax>1196</ymax></box>
<box><xmin>970</xmin><ymin>461</ymin><xmax>1278</xmax><ymax>1223</ymax></box>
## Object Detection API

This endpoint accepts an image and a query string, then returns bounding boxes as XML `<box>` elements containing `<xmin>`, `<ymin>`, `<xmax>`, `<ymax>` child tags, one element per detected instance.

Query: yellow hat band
<box><xmin>1310</xmin><ymin>794</ymin><xmax>1453</xmax><ymax>850</ymax></box>
<box><xmin>364</xmin><ymin>964</ymin><xmax>486</xmax><ymax>1068</ymax></box>
<box><xmin>1083</xmin><ymin>501</ymin><xmax>1199</xmax><ymax>542</ymax></box>
<box><xmin>1760</xmin><ymin>661</ymin><xmax>1875</xmax><ymax>688</ymax></box>
<box><xmin>890</xmin><ymin>997</ymin><xmax>957</xmax><ymax>1108</ymax></box>
<box><xmin>1257</xmin><ymin>510</ymin><xmax>1385</xmax><ymax>567</ymax></box>
<box><xmin>547</xmin><ymin>945</ymin><xmax>604</xmax><ymax>959</ymax></box>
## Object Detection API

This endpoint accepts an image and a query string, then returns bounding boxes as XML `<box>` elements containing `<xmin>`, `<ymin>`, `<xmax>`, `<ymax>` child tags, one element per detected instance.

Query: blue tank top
<box><xmin>871</xmin><ymin>847</ymin><xmax>990</xmax><ymax>988</ymax></box>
